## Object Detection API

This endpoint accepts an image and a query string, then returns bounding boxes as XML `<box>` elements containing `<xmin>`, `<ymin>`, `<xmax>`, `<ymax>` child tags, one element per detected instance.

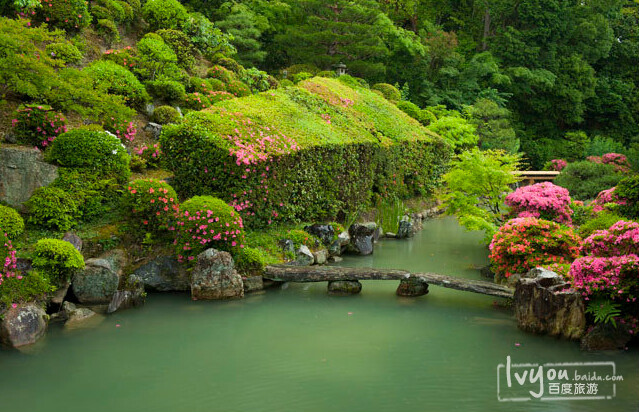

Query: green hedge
<box><xmin>161</xmin><ymin>77</ymin><xmax>451</xmax><ymax>228</ymax></box>
<box><xmin>0</xmin><ymin>205</ymin><xmax>24</xmax><ymax>239</ymax></box>
<box><xmin>32</xmin><ymin>239</ymin><xmax>84</xmax><ymax>284</ymax></box>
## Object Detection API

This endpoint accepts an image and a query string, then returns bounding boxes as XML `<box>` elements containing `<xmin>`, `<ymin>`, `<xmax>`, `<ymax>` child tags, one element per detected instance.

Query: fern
<box><xmin>585</xmin><ymin>299</ymin><xmax>622</xmax><ymax>327</ymax></box>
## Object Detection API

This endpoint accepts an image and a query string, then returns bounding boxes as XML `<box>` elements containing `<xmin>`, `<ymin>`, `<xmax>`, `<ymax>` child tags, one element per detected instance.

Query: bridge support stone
<box><xmin>327</xmin><ymin>280</ymin><xmax>362</xmax><ymax>295</ymax></box>
<box><xmin>396</xmin><ymin>277</ymin><xmax>429</xmax><ymax>297</ymax></box>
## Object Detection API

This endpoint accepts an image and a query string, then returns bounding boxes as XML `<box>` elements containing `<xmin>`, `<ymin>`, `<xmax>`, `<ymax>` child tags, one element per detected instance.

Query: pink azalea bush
<box><xmin>548</xmin><ymin>159</ymin><xmax>567</xmax><ymax>171</ymax></box>
<box><xmin>568</xmin><ymin>255</ymin><xmax>639</xmax><ymax>303</ymax></box>
<box><xmin>591</xmin><ymin>187</ymin><xmax>626</xmax><ymax>213</ymax></box>
<box><xmin>581</xmin><ymin>221</ymin><xmax>639</xmax><ymax>257</ymax></box>
<box><xmin>174</xmin><ymin>196</ymin><xmax>245</xmax><ymax>263</ymax></box>
<box><xmin>505</xmin><ymin>182</ymin><xmax>573</xmax><ymax>225</ymax></box>
<box><xmin>0</xmin><ymin>233</ymin><xmax>17</xmax><ymax>286</ymax></box>
<box><xmin>12</xmin><ymin>104</ymin><xmax>67</xmax><ymax>149</ymax></box>
<box><xmin>587</xmin><ymin>153</ymin><xmax>631</xmax><ymax>173</ymax></box>
<box><xmin>135</xmin><ymin>143</ymin><xmax>162</xmax><ymax>168</ymax></box>
<box><xmin>489</xmin><ymin>217</ymin><xmax>582</xmax><ymax>277</ymax></box>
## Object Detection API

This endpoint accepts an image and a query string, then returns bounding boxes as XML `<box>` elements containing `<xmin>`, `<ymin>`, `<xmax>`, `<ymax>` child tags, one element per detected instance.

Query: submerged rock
<box><xmin>327</xmin><ymin>280</ymin><xmax>362</xmax><ymax>295</ymax></box>
<box><xmin>396</xmin><ymin>277</ymin><xmax>429</xmax><ymax>297</ymax></box>
<box><xmin>72</xmin><ymin>250</ymin><xmax>126</xmax><ymax>304</ymax></box>
<box><xmin>65</xmin><ymin>308</ymin><xmax>98</xmax><ymax>328</ymax></box>
<box><xmin>347</xmin><ymin>223</ymin><xmax>376</xmax><ymax>255</ymax></box>
<box><xmin>191</xmin><ymin>249</ymin><xmax>244</xmax><ymax>300</ymax></box>
<box><xmin>0</xmin><ymin>303</ymin><xmax>48</xmax><ymax>348</ymax></box>
<box><xmin>514</xmin><ymin>268</ymin><xmax>585</xmax><ymax>340</ymax></box>
<box><xmin>134</xmin><ymin>256</ymin><xmax>189</xmax><ymax>292</ymax></box>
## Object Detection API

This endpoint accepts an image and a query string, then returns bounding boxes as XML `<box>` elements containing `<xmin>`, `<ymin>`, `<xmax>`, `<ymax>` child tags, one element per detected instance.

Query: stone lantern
<box><xmin>334</xmin><ymin>62</ymin><xmax>347</xmax><ymax>77</ymax></box>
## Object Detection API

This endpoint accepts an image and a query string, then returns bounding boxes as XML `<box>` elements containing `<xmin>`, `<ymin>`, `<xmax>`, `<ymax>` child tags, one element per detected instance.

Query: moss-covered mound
<box><xmin>161</xmin><ymin>77</ymin><xmax>452</xmax><ymax>228</ymax></box>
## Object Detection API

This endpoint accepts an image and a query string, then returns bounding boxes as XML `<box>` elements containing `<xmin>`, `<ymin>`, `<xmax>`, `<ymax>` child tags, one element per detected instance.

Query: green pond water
<box><xmin>1</xmin><ymin>217</ymin><xmax>638</xmax><ymax>412</ymax></box>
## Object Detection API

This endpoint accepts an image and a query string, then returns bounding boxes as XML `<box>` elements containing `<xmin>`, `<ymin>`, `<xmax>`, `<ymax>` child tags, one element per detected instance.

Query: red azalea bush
<box><xmin>505</xmin><ymin>182</ymin><xmax>573</xmax><ymax>225</ymax></box>
<box><xmin>581</xmin><ymin>220</ymin><xmax>639</xmax><ymax>257</ymax></box>
<box><xmin>12</xmin><ymin>104</ymin><xmax>67</xmax><ymax>149</ymax></box>
<box><xmin>37</xmin><ymin>0</ymin><xmax>91</xmax><ymax>31</ymax></box>
<box><xmin>174</xmin><ymin>196</ymin><xmax>245</xmax><ymax>263</ymax></box>
<box><xmin>489</xmin><ymin>217</ymin><xmax>582</xmax><ymax>277</ymax></box>
<box><xmin>123</xmin><ymin>179</ymin><xmax>179</xmax><ymax>236</ymax></box>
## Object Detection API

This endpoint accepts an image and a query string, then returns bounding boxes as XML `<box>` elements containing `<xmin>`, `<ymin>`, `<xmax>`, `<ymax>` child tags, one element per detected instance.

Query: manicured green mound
<box><xmin>161</xmin><ymin>77</ymin><xmax>452</xmax><ymax>228</ymax></box>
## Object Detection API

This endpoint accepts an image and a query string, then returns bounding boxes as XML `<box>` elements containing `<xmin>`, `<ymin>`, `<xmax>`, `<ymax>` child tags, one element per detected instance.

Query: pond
<box><xmin>0</xmin><ymin>217</ymin><xmax>637</xmax><ymax>412</ymax></box>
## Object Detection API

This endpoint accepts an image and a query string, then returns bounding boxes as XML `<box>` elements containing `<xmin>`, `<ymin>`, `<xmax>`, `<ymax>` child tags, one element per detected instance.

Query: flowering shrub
<box><xmin>1</xmin><ymin>233</ymin><xmax>17</xmax><ymax>286</ymax></box>
<box><xmin>101</xmin><ymin>46</ymin><xmax>136</xmax><ymax>68</ymax></box>
<box><xmin>489</xmin><ymin>217</ymin><xmax>582</xmax><ymax>277</ymax></box>
<box><xmin>174</xmin><ymin>196</ymin><xmax>245</xmax><ymax>263</ymax></box>
<box><xmin>183</xmin><ymin>92</ymin><xmax>211</xmax><ymax>110</ymax></box>
<box><xmin>226</xmin><ymin>80</ymin><xmax>251</xmax><ymax>97</ymax></box>
<box><xmin>545</xmin><ymin>159</ymin><xmax>567</xmax><ymax>171</ymax></box>
<box><xmin>505</xmin><ymin>182</ymin><xmax>573</xmax><ymax>225</ymax></box>
<box><xmin>208</xmin><ymin>91</ymin><xmax>235</xmax><ymax>104</ymax></box>
<box><xmin>582</xmin><ymin>221</ymin><xmax>639</xmax><ymax>257</ymax></box>
<box><xmin>32</xmin><ymin>239</ymin><xmax>84</xmax><ymax>284</ymax></box>
<box><xmin>587</xmin><ymin>153</ymin><xmax>631</xmax><ymax>173</ymax></box>
<box><xmin>569</xmin><ymin>255</ymin><xmax>639</xmax><ymax>302</ymax></box>
<box><xmin>0</xmin><ymin>205</ymin><xmax>25</xmax><ymax>239</ymax></box>
<box><xmin>161</xmin><ymin>77</ymin><xmax>452</xmax><ymax>228</ymax></box>
<box><xmin>207</xmin><ymin>65</ymin><xmax>235</xmax><ymax>83</ymax></box>
<box><xmin>12</xmin><ymin>104</ymin><xmax>67</xmax><ymax>149</ymax></box>
<box><xmin>37</xmin><ymin>0</ymin><xmax>91</xmax><ymax>31</ymax></box>
<box><xmin>104</xmin><ymin>117</ymin><xmax>137</xmax><ymax>142</ymax></box>
<box><xmin>124</xmin><ymin>179</ymin><xmax>179</xmax><ymax>236</ymax></box>
<box><xmin>134</xmin><ymin>143</ymin><xmax>162</xmax><ymax>168</ymax></box>
<box><xmin>591</xmin><ymin>187</ymin><xmax>626</xmax><ymax>213</ymax></box>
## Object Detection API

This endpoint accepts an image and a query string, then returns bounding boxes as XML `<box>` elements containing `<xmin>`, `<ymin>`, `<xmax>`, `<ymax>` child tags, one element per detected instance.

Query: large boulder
<box><xmin>580</xmin><ymin>323</ymin><xmax>634</xmax><ymax>351</ymax></box>
<box><xmin>514</xmin><ymin>268</ymin><xmax>586</xmax><ymax>340</ymax></box>
<box><xmin>72</xmin><ymin>249</ymin><xmax>126</xmax><ymax>304</ymax></box>
<box><xmin>191</xmin><ymin>249</ymin><xmax>244</xmax><ymax>300</ymax></box>
<box><xmin>305</xmin><ymin>224</ymin><xmax>335</xmax><ymax>246</ymax></box>
<box><xmin>0</xmin><ymin>303</ymin><xmax>48</xmax><ymax>348</ymax></box>
<box><xmin>0</xmin><ymin>145</ymin><xmax>58</xmax><ymax>211</ymax></box>
<box><xmin>396</xmin><ymin>217</ymin><xmax>413</xmax><ymax>239</ymax></box>
<box><xmin>133</xmin><ymin>256</ymin><xmax>189</xmax><ymax>292</ymax></box>
<box><xmin>62</xmin><ymin>232</ymin><xmax>83</xmax><ymax>252</ymax></box>
<box><xmin>347</xmin><ymin>222</ymin><xmax>377</xmax><ymax>255</ymax></box>
<box><xmin>143</xmin><ymin>122</ymin><xmax>162</xmax><ymax>140</ymax></box>
<box><xmin>107</xmin><ymin>276</ymin><xmax>146</xmax><ymax>313</ymax></box>
<box><xmin>313</xmin><ymin>249</ymin><xmax>328</xmax><ymax>265</ymax></box>
<box><xmin>290</xmin><ymin>245</ymin><xmax>314</xmax><ymax>266</ymax></box>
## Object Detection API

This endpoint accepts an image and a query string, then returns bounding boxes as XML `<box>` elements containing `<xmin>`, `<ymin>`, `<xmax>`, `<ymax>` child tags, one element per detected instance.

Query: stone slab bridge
<box><xmin>264</xmin><ymin>265</ymin><xmax>513</xmax><ymax>299</ymax></box>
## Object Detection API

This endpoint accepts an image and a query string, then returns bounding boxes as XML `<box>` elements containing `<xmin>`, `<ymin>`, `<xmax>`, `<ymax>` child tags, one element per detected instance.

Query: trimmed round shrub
<box><xmin>25</xmin><ymin>187</ymin><xmax>80</xmax><ymax>232</ymax></box>
<box><xmin>50</xmin><ymin>168</ymin><xmax>115</xmax><ymax>222</ymax></box>
<box><xmin>582</xmin><ymin>220</ymin><xmax>639</xmax><ymax>257</ymax></box>
<box><xmin>183</xmin><ymin>92</ymin><xmax>211</xmax><ymax>110</ymax></box>
<box><xmin>12</xmin><ymin>104</ymin><xmax>67</xmax><ymax>149</ymax></box>
<box><xmin>175</xmin><ymin>196</ymin><xmax>245</xmax><ymax>263</ymax></box>
<box><xmin>214</xmin><ymin>57</ymin><xmax>244</xmax><ymax>74</ymax></box>
<box><xmin>84</xmin><ymin>61</ymin><xmax>150</xmax><ymax>108</ymax></box>
<box><xmin>151</xmin><ymin>106</ymin><xmax>181</xmax><ymax>124</ymax></box>
<box><xmin>142</xmin><ymin>0</ymin><xmax>188</xmax><ymax>31</ymax></box>
<box><xmin>578</xmin><ymin>211</ymin><xmax>627</xmax><ymax>238</ymax></box>
<box><xmin>146</xmin><ymin>80</ymin><xmax>186</xmax><ymax>103</ymax></box>
<box><xmin>188</xmin><ymin>77</ymin><xmax>213</xmax><ymax>94</ymax></box>
<box><xmin>0</xmin><ymin>205</ymin><xmax>24</xmax><ymax>239</ymax></box>
<box><xmin>616</xmin><ymin>175</ymin><xmax>639</xmax><ymax>219</ymax></box>
<box><xmin>554</xmin><ymin>161</ymin><xmax>623</xmax><ymax>201</ymax></box>
<box><xmin>280</xmin><ymin>79</ymin><xmax>294</xmax><ymax>88</ymax></box>
<box><xmin>208</xmin><ymin>91</ymin><xmax>235</xmax><ymax>104</ymax></box>
<box><xmin>207</xmin><ymin>65</ymin><xmax>234</xmax><ymax>83</ymax></box>
<box><xmin>505</xmin><ymin>182</ymin><xmax>573</xmax><ymax>225</ymax></box>
<box><xmin>206</xmin><ymin>78</ymin><xmax>226</xmax><ymax>92</ymax></box>
<box><xmin>37</xmin><ymin>0</ymin><xmax>91</xmax><ymax>31</ymax></box>
<box><xmin>292</xmin><ymin>72</ymin><xmax>312</xmax><ymax>84</ymax></box>
<box><xmin>489</xmin><ymin>217</ymin><xmax>582</xmax><ymax>277</ymax></box>
<box><xmin>123</xmin><ymin>179</ymin><xmax>179</xmax><ymax>236</ymax></box>
<box><xmin>285</xmin><ymin>229</ymin><xmax>321</xmax><ymax>250</ymax></box>
<box><xmin>372</xmin><ymin>83</ymin><xmax>401</xmax><ymax>102</ymax></box>
<box><xmin>97</xmin><ymin>18</ymin><xmax>120</xmax><ymax>43</ymax></box>
<box><xmin>234</xmin><ymin>246</ymin><xmax>266</xmax><ymax>275</ymax></box>
<box><xmin>45</xmin><ymin>42</ymin><xmax>83</xmax><ymax>64</ymax></box>
<box><xmin>47</xmin><ymin>128</ymin><xmax>131</xmax><ymax>183</ymax></box>
<box><xmin>32</xmin><ymin>238</ymin><xmax>85</xmax><ymax>284</ymax></box>
<box><xmin>226</xmin><ymin>80</ymin><xmax>250</xmax><ymax>97</ymax></box>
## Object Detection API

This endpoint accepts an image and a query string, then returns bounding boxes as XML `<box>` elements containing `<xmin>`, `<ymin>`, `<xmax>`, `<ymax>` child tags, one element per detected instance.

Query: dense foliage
<box><xmin>32</xmin><ymin>239</ymin><xmax>85</xmax><ymax>284</ymax></box>
<box><xmin>554</xmin><ymin>161</ymin><xmax>623</xmax><ymax>201</ymax></box>
<box><xmin>124</xmin><ymin>179</ymin><xmax>180</xmax><ymax>237</ymax></box>
<box><xmin>0</xmin><ymin>205</ymin><xmax>24</xmax><ymax>239</ymax></box>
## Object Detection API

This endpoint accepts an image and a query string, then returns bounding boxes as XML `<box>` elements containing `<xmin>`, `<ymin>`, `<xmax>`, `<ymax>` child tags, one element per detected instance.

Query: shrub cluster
<box><xmin>25</xmin><ymin>187</ymin><xmax>79</xmax><ymax>232</ymax></box>
<box><xmin>142</xmin><ymin>0</ymin><xmax>188</xmax><ymax>31</ymax></box>
<box><xmin>505</xmin><ymin>182</ymin><xmax>573</xmax><ymax>225</ymax></box>
<box><xmin>587</xmin><ymin>153</ymin><xmax>631</xmax><ymax>173</ymax></box>
<box><xmin>591</xmin><ymin>187</ymin><xmax>626</xmax><ymax>213</ymax></box>
<box><xmin>544</xmin><ymin>159</ymin><xmax>567</xmax><ymax>171</ymax></box>
<box><xmin>616</xmin><ymin>175</ymin><xmax>639</xmax><ymax>219</ymax></box>
<box><xmin>151</xmin><ymin>106</ymin><xmax>181</xmax><ymax>124</ymax></box>
<box><xmin>174</xmin><ymin>196</ymin><xmax>245</xmax><ymax>263</ymax></box>
<box><xmin>582</xmin><ymin>221</ymin><xmax>639</xmax><ymax>257</ymax></box>
<box><xmin>37</xmin><ymin>0</ymin><xmax>91</xmax><ymax>31</ymax></box>
<box><xmin>12</xmin><ymin>104</ymin><xmax>67</xmax><ymax>149</ymax></box>
<box><xmin>371</xmin><ymin>83</ymin><xmax>401</xmax><ymax>102</ymax></box>
<box><xmin>489</xmin><ymin>217</ymin><xmax>582</xmax><ymax>277</ymax></box>
<box><xmin>554</xmin><ymin>161</ymin><xmax>623</xmax><ymax>200</ymax></box>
